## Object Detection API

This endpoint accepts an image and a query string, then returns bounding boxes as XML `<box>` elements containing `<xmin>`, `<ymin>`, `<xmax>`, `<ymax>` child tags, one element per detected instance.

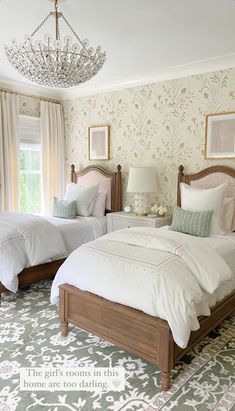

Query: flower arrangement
<box><xmin>151</xmin><ymin>204</ymin><xmax>168</xmax><ymax>217</ymax></box>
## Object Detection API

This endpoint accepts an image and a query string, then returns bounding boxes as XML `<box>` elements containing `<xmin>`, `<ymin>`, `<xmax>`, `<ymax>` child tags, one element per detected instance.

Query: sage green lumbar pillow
<box><xmin>53</xmin><ymin>197</ymin><xmax>77</xmax><ymax>219</ymax></box>
<box><xmin>171</xmin><ymin>207</ymin><xmax>213</xmax><ymax>237</ymax></box>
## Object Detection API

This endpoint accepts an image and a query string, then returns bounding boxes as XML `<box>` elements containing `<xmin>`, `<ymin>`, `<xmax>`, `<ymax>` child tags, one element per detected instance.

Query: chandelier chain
<box><xmin>55</xmin><ymin>0</ymin><xmax>60</xmax><ymax>40</ymax></box>
<box><xmin>61</xmin><ymin>14</ymin><xmax>83</xmax><ymax>46</ymax></box>
<box><xmin>55</xmin><ymin>0</ymin><xmax>58</xmax><ymax>13</ymax></box>
<box><xmin>31</xmin><ymin>13</ymin><xmax>51</xmax><ymax>38</ymax></box>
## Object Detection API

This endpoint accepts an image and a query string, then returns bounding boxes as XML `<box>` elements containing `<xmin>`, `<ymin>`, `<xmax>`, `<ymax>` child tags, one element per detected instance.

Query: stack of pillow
<box><xmin>171</xmin><ymin>183</ymin><xmax>235</xmax><ymax>237</ymax></box>
<box><xmin>53</xmin><ymin>183</ymin><xmax>107</xmax><ymax>219</ymax></box>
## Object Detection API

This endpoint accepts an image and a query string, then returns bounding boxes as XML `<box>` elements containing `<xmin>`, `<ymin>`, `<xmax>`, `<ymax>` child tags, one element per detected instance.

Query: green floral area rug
<box><xmin>0</xmin><ymin>281</ymin><xmax>234</xmax><ymax>411</ymax></box>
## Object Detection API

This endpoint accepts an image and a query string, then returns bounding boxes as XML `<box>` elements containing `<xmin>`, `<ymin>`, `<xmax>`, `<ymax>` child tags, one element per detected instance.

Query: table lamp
<box><xmin>127</xmin><ymin>167</ymin><xmax>157</xmax><ymax>215</ymax></box>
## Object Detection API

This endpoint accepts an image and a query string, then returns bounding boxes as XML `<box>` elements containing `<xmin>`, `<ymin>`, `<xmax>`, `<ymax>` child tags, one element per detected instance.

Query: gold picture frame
<box><xmin>205</xmin><ymin>112</ymin><xmax>235</xmax><ymax>159</ymax></box>
<box><xmin>88</xmin><ymin>125</ymin><xmax>110</xmax><ymax>161</ymax></box>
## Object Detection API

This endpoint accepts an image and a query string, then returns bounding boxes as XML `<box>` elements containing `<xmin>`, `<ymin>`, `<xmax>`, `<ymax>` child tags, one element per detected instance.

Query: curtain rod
<box><xmin>0</xmin><ymin>87</ymin><xmax>62</xmax><ymax>104</ymax></box>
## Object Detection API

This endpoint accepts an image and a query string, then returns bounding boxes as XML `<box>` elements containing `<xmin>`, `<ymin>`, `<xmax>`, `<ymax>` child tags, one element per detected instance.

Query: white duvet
<box><xmin>0</xmin><ymin>213</ymin><xmax>65</xmax><ymax>292</ymax></box>
<box><xmin>51</xmin><ymin>227</ymin><xmax>233</xmax><ymax>349</ymax></box>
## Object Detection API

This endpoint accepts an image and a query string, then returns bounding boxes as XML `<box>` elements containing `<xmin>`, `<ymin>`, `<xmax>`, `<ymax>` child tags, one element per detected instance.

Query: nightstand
<box><xmin>107</xmin><ymin>212</ymin><xmax>172</xmax><ymax>233</ymax></box>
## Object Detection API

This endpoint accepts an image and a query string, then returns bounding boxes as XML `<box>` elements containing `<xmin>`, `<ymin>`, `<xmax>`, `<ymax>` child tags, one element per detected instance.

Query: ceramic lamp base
<box><xmin>133</xmin><ymin>193</ymin><xmax>149</xmax><ymax>216</ymax></box>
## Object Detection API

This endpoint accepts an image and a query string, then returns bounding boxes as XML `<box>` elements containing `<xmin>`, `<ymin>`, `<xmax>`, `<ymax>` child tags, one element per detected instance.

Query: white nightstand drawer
<box><xmin>107</xmin><ymin>212</ymin><xmax>171</xmax><ymax>233</ymax></box>
<box><xmin>110</xmin><ymin>217</ymin><xmax>154</xmax><ymax>231</ymax></box>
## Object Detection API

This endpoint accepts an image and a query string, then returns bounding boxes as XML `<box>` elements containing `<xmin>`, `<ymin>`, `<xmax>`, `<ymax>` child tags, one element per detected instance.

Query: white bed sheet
<box><xmin>43</xmin><ymin>215</ymin><xmax>107</xmax><ymax>256</ymax></box>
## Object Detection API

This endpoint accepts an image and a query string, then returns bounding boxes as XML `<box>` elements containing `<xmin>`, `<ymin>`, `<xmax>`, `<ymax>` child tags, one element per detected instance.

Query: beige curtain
<box><xmin>41</xmin><ymin>101</ymin><xmax>65</xmax><ymax>213</ymax></box>
<box><xmin>0</xmin><ymin>92</ymin><xmax>19</xmax><ymax>212</ymax></box>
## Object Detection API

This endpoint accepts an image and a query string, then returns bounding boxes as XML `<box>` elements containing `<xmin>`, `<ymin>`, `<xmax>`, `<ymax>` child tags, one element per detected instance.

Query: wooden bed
<box><xmin>0</xmin><ymin>163</ymin><xmax>122</xmax><ymax>303</ymax></box>
<box><xmin>59</xmin><ymin>164</ymin><xmax>235</xmax><ymax>391</ymax></box>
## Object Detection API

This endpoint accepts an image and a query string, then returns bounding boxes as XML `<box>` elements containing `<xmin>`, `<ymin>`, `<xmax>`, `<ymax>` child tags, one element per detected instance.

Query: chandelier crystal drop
<box><xmin>5</xmin><ymin>0</ymin><xmax>106</xmax><ymax>88</ymax></box>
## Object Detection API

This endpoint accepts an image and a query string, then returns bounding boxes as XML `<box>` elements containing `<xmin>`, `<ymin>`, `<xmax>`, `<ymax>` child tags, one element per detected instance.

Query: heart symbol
<box><xmin>112</xmin><ymin>379</ymin><xmax>121</xmax><ymax>388</ymax></box>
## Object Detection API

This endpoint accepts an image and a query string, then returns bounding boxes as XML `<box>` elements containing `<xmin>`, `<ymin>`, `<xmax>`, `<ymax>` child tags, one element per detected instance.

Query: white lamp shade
<box><xmin>127</xmin><ymin>167</ymin><xmax>157</xmax><ymax>193</ymax></box>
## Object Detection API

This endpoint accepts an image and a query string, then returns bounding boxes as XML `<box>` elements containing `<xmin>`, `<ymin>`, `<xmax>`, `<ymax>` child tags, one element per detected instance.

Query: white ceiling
<box><xmin>0</xmin><ymin>0</ymin><xmax>235</xmax><ymax>99</ymax></box>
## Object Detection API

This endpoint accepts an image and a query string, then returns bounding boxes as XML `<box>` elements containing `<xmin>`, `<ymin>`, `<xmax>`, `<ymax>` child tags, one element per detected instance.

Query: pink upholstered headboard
<box><xmin>177</xmin><ymin>165</ymin><xmax>235</xmax><ymax>206</ymax></box>
<box><xmin>70</xmin><ymin>164</ymin><xmax>122</xmax><ymax>213</ymax></box>
<box><xmin>78</xmin><ymin>170</ymin><xmax>112</xmax><ymax>210</ymax></box>
<box><xmin>190</xmin><ymin>173</ymin><xmax>235</xmax><ymax>198</ymax></box>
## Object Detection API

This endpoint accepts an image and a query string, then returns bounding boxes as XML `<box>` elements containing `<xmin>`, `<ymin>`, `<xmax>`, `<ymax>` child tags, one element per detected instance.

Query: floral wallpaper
<box><xmin>19</xmin><ymin>95</ymin><xmax>40</xmax><ymax>117</ymax></box>
<box><xmin>63</xmin><ymin>68</ymin><xmax>235</xmax><ymax>208</ymax></box>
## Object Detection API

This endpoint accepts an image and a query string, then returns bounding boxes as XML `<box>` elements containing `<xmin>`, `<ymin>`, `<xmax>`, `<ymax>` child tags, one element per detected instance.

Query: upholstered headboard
<box><xmin>70</xmin><ymin>164</ymin><xmax>122</xmax><ymax>213</ymax></box>
<box><xmin>177</xmin><ymin>165</ymin><xmax>235</xmax><ymax>206</ymax></box>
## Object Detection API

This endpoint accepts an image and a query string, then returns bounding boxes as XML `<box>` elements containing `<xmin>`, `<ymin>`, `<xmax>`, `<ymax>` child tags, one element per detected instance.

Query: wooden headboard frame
<box><xmin>70</xmin><ymin>164</ymin><xmax>122</xmax><ymax>213</ymax></box>
<box><xmin>177</xmin><ymin>164</ymin><xmax>235</xmax><ymax>206</ymax></box>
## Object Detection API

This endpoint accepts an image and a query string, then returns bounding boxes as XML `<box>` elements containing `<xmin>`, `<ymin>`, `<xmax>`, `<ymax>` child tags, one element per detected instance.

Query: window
<box><xmin>19</xmin><ymin>116</ymin><xmax>41</xmax><ymax>213</ymax></box>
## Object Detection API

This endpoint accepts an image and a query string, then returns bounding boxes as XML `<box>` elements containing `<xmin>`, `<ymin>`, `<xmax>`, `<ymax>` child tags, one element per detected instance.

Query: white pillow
<box><xmin>222</xmin><ymin>198</ymin><xmax>235</xmax><ymax>233</ymax></box>
<box><xmin>92</xmin><ymin>192</ymin><xmax>107</xmax><ymax>217</ymax></box>
<box><xmin>64</xmin><ymin>183</ymin><xmax>98</xmax><ymax>217</ymax></box>
<box><xmin>180</xmin><ymin>183</ymin><xmax>227</xmax><ymax>235</ymax></box>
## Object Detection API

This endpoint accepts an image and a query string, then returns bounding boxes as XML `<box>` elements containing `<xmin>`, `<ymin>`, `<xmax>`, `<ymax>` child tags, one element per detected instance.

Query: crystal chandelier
<box><xmin>5</xmin><ymin>0</ymin><xmax>106</xmax><ymax>88</ymax></box>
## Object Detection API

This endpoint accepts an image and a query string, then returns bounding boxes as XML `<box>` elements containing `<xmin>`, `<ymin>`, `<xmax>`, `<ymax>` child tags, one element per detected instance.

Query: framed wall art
<box><xmin>205</xmin><ymin>112</ymin><xmax>235</xmax><ymax>159</ymax></box>
<box><xmin>88</xmin><ymin>125</ymin><xmax>110</xmax><ymax>161</ymax></box>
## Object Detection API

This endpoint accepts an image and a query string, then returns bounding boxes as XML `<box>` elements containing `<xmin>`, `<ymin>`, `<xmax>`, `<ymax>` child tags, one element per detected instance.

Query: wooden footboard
<box><xmin>59</xmin><ymin>283</ymin><xmax>235</xmax><ymax>391</ymax></box>
<box><xmin>59</xmin><ymin>284</ymin><xmax>174</xmax><ymax>390</ymax></box>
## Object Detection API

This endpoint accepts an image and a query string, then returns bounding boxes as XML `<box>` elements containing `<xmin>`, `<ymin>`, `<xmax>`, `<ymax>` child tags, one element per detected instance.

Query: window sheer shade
<box><xmin>19</xmin><ymin>115</ymin><xmax>40</xmax><ymax>145</ymax></box>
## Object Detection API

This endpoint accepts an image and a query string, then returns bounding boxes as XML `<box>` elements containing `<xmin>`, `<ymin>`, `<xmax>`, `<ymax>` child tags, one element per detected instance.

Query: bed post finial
<box><xmin>177</xmin><ymin>165</ymin><xmax>184</xmax><ymax>207</ymax></box>
<box><xmin>178</xmin><ymin>164</ymin><xmax>184</xmax><ymax>175</ymax></box>
<box><xmin>117</xmin><ymin>164</ymin><xmax>122</xmax><ymax>173</ymax></box>
<box><xmin>71</xmin><ymin>164</ymin><xmax>75</xmax><ymax>182</ymax></box>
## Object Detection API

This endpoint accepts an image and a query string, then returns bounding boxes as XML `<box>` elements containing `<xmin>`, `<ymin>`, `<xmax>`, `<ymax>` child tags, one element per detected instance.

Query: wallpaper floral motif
<box><xmin>64</xmin><ymin>68</ymin><xmax>235</xmax><ymax>208</ymax></box>
<box><xmin>19</xmin><ymin>95</ymin><xmax>40</xmax><ymax>117</ymax></box>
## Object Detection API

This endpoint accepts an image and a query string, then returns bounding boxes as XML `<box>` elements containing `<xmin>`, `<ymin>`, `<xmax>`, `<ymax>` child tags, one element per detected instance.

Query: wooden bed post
<box><xmin>71</xmin><ymin>164</ymin><xmax>75</xmax><ymax>183</ymax></box>
<box><xmin>115</xmin><ymin>164</ymin><xmax>122</xmax><ymax>212</ymax></box>
<box><xmin>177</xmin><ymin>164</ymin><xmax>184</xmax><ymax>207</ymax></box>
<box><xmin>111</xmin><ymin>164</ymin><xmax>122</xmax><ymax>212</ymax></box>
<box><xmin>59</xmin><ymin>286</ymin><xmax>68</xmax><ymax>337</ymax></box>
<box><xmin>158</xmin><ymin>327</ymin><xmax>174</xmax><ymax>390</ymax></box>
